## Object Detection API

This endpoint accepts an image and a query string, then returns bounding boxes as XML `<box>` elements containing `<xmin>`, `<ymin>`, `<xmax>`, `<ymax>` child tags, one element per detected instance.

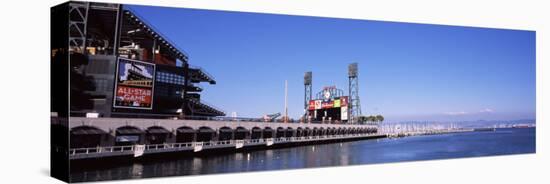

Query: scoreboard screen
<box><xmin>308</xmin><ymin>96</ymin><xmax>349</xmax><ymax>122</ymax></box>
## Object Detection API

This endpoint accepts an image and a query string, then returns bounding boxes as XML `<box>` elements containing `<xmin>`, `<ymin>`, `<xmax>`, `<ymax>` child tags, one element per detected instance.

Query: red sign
<box><xmin>323</xmin><ymin>86</ymin><xmax>337</xmax><ymax>90</ymax></box>
<box><xmin>114</xmin><ymin>58</ymin><xmax>155</xmax><ymax>109</ymax></box>
<box><xmin>340</xmin><ymin>96</ymin><xmax>348</xmax><ymax>107</ymax></box>
<box><xmin>308</xmin><ymin>100</ymin><xmax>316</xmax><ymax>110</ymax></box>
<box><xmin>322</xmin><ymin>101</ymin><xmax>334</xmax><ymax>109</ymax></box>
<box><xmin>115</xmin><ymin>86</ymin><xmax>152</xmax><ymax>107</ymax></box>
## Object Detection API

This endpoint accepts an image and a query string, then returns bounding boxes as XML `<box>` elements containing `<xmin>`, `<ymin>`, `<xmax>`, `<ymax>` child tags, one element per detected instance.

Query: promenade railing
<box><xmin>69</xmin><ymin>133</ymin><xmax>382</xmax><ymax>158</ymax></box>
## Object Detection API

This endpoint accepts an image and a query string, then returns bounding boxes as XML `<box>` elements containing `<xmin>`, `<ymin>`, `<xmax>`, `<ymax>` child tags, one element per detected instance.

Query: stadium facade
<box><xmin>51</xmin><ymin>2</ymin><xmax>224</xmax><ymax>119</ymax></box>
<box><xmin>50</xmin><ymin>2</ymin><xmax>379</xmax><ymax>182</ymax></box>
<box><xmin>51</xmin><ymin>2</ymin><xmax>226</xmax><ymax>180</ymax></box>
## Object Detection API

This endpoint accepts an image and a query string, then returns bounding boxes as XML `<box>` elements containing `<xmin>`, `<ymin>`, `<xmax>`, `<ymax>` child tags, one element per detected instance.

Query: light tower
<box><xmin>348</xmin><ymin>63</ymin><xmax>362</xmax><ymax>124</ymax></box>
<box><xmin>304</xmin><ymin>72</ymin><xmax>313</xmax><ymax>121</ymax></box>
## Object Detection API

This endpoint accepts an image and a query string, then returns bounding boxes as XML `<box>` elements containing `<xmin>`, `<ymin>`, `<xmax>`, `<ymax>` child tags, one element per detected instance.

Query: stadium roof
<box><xmin>123</xmin><ymin>8</ymin><xmax>189</xmax><ymax>63</ymax></box>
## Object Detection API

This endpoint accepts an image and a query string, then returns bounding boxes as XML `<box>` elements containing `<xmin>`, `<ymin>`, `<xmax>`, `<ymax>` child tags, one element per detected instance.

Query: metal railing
<box><xmin>70</xmin><ymin>145</ymin><xmax>135</xmax><ymax>155</ymax></box>
<box><xmin>69</xmin><ymin>129</ymin><xmax>477</xmax><ymax>159</ymax></box>
<box><xmin>69</xmin><ymin>133</ymin><xmax>382</xmax><ymax>157</ymax></box>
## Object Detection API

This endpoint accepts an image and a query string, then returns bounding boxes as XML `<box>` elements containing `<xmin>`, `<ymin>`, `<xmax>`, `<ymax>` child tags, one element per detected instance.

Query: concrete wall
<box><xmin>69</xmin><ymin>117</ymin><xmax>376</xmax><ymax>132</ymax></box>
<box><xmin>67</xmin><ymin>117</ymin><xmax>377</xmax><ymax>147</ymax></box>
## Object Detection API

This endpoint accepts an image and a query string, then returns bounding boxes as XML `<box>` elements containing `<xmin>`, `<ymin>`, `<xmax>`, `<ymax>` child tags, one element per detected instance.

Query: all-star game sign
<box><xmin>113</xmin><ymin>58</ymin><xmax>156</xmax><ymax>109</ymax></box>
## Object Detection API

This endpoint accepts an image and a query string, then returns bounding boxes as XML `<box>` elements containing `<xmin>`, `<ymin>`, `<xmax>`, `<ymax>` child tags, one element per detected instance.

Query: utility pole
<box><xmin>284</xmin><ymin>80</ymin><xmax>288</xmax><ymax>123</ymax></box>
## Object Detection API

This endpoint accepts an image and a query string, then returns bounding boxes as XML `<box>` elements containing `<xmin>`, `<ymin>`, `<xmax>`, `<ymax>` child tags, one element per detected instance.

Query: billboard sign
<box><xmin>334</xmin><ymin>99</ymin><xmax>341</xmax><ymax>108</ymax></box>
<box><xmin>310</xmin><ymin>97</ymin><xmax>350</xmax><ymax>109</ymax></box>
<box><xmin>314</xmin><ymin>100</ymin><xmax>322</xmax><ymax>109</ymax></box>
<box><xmin>322</xmin><ymin>101</ymin><xmax>334</xmax><ymax>109</ymax></box>
<box><xmin>308</xmin><ymin>100</ymin><xmax>316</xmax><ymax>110</ymax></box>
<box><xmin>113</xmin><ymin>58</ymin><xmax>156</xmax><ymax>109</ymax></box>
<box><xmin>341</xmin><ymin>106</ymin><xmax>348</xmax><ymax>120</ymax></box>
<box><xmin>340</xmin><ymin>96</ymin><xmax>348</xmax><ymax>107</ymax></box>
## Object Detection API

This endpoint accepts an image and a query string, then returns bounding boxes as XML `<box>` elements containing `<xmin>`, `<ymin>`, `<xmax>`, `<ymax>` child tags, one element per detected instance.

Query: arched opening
<box><xmin>263</xmin><ymin>127</ymin><xmax>274</xmax><ymax>138</ymax></box>
<box><xmin>251</xmin><ymin>127</ymin><xmax>262</xmax><ymax>139</ymax></box>
<box><xmin>345</xmin><ymin>128</ymin><xmax>351</xmax><ymax>135</ymax></box>
<box><xmin>312</xmin><ymin>127</ymin><xmax>319</xmax><ymax>136</ymax></box>
<box><xmin>70</xmin><ymin>126</ymin><xmax>106</xmax><ymax>148</ymax></box>
<box><xmin>296</xmin><ymin>127</ymin><xmax>303</xmax><ymax>137</ymax></box>
<box><xmin>218</xmin><ymin>127</ymin><xmax>233</xmax><ymax>141</ymax></box>
<box><xmin>304</xmin><ymin>127</ymin><xmax>312</xmax><ymax>137</ymax></box>
<box><xmin>285</xmin><ymin>127</ymin><xmax>294</xmax><ymax>137</ymax></box>
<box><xmin>330</xmin><ymin>127</ymin><xmax>337</xmax><ymax>135</ymax></box>
<box><xmin>115</xmin><ymin>126</ymin><xmax>144</xmax><ymax>146</ymax></box>
<box><xmin>145</xmin><ymin>126</ymin><xmax>170</xmax><ymax>144</ymax></box>
<box><xmin>197</xmin><ymin>126</ymin><xmax>215</xmax><ymax>142</ymax></box>
<box><xmin>234</xmin><ymin>127</ymin><xmax>249</xmax><ymax>140</ymax></box>
<box><xmin>176</xmin><ymin>126</ymin><xmax>195</xmax><ymax>143</ymax></box>
<box><xmin>319</xmin><ymin>127</ymin><xmax>326</xmax><ymax>136</ymax></box>
<box><xmin>337</xmin><ymin>128</ymin><xmax>343</xmax><ymax>135</ymax></box>
<box><xmin>276</xmin><ymin>127</ymin><xmax>285</xmax><ymax>138</ymax></box>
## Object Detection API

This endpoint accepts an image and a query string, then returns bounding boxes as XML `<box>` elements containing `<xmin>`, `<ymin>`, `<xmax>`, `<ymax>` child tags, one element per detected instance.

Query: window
<box><xmin>94</xmin><ymin>78</ymin><xmax>110</xmax><ymax>92</ymax></box>
<box><xmin>155</xmin><ymin>71</ymin><xmax>184</xmax><ymax>85</ymax></box>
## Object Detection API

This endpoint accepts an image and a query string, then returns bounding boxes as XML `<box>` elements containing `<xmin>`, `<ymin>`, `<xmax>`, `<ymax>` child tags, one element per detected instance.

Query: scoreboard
<box><xmin>308</xmin><ymin>95</ymin><xmax>349</xmax><ymax>122</ymax></box>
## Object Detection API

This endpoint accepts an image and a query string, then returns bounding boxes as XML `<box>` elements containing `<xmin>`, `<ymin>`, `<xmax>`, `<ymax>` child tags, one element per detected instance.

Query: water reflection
<box><xmin>131</xmin><ymin>163</ymin><xmax>143</xmax><ymax>178</ymax></box>
<box><xmin>191</xmin><ymin>157</ymin><xmax>202</xmax><ymax>175</ymax></box>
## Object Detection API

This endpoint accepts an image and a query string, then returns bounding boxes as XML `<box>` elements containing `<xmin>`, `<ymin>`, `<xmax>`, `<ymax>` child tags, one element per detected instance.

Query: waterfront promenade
<box><xmin>56</xmin><ymin>117</ymin><xmax>472</xmax><ymax>160</ymax></box>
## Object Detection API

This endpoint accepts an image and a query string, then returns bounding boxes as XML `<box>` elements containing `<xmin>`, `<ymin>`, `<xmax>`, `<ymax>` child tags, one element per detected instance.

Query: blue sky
<box><xmin>129</xmin><ymin>5</ymin><xmax>535</xmax><ymax>122</ymax></box>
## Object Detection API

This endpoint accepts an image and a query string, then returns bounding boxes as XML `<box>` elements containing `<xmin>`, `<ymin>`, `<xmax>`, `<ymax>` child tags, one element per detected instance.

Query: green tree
<box><xmin>375</xmin><ymin>115</ymin><xmax>384</xmax><ymax>124</ymax></box>
<box><xmin>367</xmin><ymin>115</ymin><xmax>375</xmax><ymax>124</ymax></box>
<box><xmin>357</xmin><ymin>116</ymin><xmax>368</xmax><ymax>124</ymax></box>
<box><xmin>357</xmin><ymin>115</ymin><xmax>385</xmax><ymax>125</ymax></box>
<box><xmin>376</xmin><ymin>114</ymin><xmax>384</xmax><ymax>122</ymax></box>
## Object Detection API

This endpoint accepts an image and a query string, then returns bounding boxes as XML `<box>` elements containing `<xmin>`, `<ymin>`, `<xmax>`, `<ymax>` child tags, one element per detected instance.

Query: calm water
<box><xmin>71</xmin><ymin>128</ymin><xmax>535</xmax><ymax>182</ymax></box>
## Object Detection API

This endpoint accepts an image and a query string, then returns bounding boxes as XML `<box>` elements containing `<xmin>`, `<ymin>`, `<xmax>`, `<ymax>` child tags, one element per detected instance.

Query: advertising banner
<box><xmin>134</xmin><ymin>145</ymin><xmax>145</xmax><ymax>157</ymax></box>
<box><xmin>322</xmin><ymin>101</ymin><xmax>334</xmax><ymax>109</ymax></box>
<box><xmin>340</xmin><ymin>96</ymin><xmax>349</xmax><ymax>107</ymax></box>
<box><xmin>334</xmin><ymin>99</ymin><xmax>341</xmax><ymax>108</ymax></box>
<box><xmin>314</xmin><ymin>100</ymin><xmax>322</xmax><ymax>109</ymax></box>
<box><xmin>115</xmin><ymin>135</ymin><xmax>140</xmax><ymax>142</ymax></box>
<box><xmin>341</xmin><ymin>106</ymin><xmax>348</xmax><ymax>120</ymax></box>
<box><xmin>309</xmin><ymin>100</ymin><xmax>316</xmax><ymax>110</ymax></box>
<box><xmin>113</xmin><ymin>58</ymin><xmax>156</xmax><ymax>109</ymax></box>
